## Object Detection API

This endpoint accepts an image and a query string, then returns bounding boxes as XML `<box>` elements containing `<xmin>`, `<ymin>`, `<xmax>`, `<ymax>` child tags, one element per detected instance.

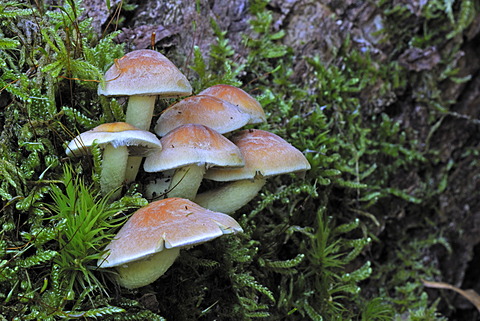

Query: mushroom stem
<box><xmin>100</xmin><ymin>144</ymin><xmax>128</xmax><ymax>198</ymax></box>
<box><xmin>194</xmin><ymin>178</ymin><xmax>266</xmax><ymax>214</ymax></box>
<box><xmin>167</xmin><ymin>165</ymin><xmax>206</xmax><ymax>200</ymax></box>
<box><xmin>125</xmin><ymin>95</ymin><xmax>157</xmax><ymax>130</ymax></box>
<box><xmin>116</xmin><ymin>247</ymin><xmax>180</xmax><ymax>289</ymax></box>
<box><xmin>144</xmin><ymin>170</ymin><xmax>174</xmax><ymax>200</ymax></box>
<box><xmin>124</xmin><ymin>156</ymin><xmax>143</xmax><ymax>183</ymax></box>
<box><xmin>124</xmin><ymin>95</ymin><xmax>157</xmax><ymax>183</ymax></box>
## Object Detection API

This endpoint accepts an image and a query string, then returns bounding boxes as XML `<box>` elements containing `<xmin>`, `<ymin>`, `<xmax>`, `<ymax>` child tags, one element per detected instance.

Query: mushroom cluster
<box><xmin>65</xmin><ymin>49</ymin><xmax>310</xmax><ymax>288</ymax></box>
<box><xmin>145</xmin><ymin>84</ymin><xmax>311</xmax><ymax>214</ymax></box>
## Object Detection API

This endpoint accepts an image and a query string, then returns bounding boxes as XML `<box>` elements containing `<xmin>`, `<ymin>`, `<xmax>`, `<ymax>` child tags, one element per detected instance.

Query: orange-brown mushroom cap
<box><xmin>98</xmin><ymin>198</ymin><xmax>243</xmax><ymax>268</ymax></box>
<box><xmin>154</xmin><ymin>95</ymin><xmax>250</xmax><ymax>136</ymax></box>
<box><xmin>198</xmin><ymin>84</ymin><xmax>266</xmax><ymax>124</ymax></box>
<box><xmin>98</xmin><ymin>49</ymin><xmax>192</xmax><ymax>97</ymax></box>
<box><xmin>204</xmin><ymin>129</ymin><xmax>311</xmax><ymax>181</ymax></box>
<box><xmin>144</xmin><ymin>124</ymin><xmax>244</xmax><ymax>173</ymax></box>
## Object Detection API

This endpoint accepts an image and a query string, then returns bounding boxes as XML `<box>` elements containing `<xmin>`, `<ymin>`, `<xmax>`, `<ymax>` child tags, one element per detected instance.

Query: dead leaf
<box><xmin>422</xmin><ymin>279</ymin><xmax>480</xmax><ymax>312</ymax></box>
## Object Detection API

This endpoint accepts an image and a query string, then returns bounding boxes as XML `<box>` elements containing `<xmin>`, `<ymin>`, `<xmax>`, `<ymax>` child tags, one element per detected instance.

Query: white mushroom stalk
<box><xmin>100</xmin><ymin>144</ymin><xmax>129</xmax><ymax>198</ymax></box>
<box><xmin>125</xmin><ymin>95</ymin><xmax>157</xmax><ymax>131</ymax></box>
<box><xmin>167</xmin><ymin>164</ymin><xmax>207</xmax><ymax>200</ymax></box>
<box><xmin>144</xmin><ymin>170</ymin><xmax>174</xmax><ymax>200</ymax></box>
<box><xmin>195</xmin><ymin>178</ymin><xmax>266</xmax><ymax>214</ymax></box>
<box><xmin>123</xmin><ymin>95</ymin><xmax>157</xmax><ymax>184</ymax></box>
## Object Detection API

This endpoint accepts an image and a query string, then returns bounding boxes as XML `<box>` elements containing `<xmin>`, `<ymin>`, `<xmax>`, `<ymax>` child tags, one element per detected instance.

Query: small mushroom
<box><xmin>99</xmin><ymin>49</ymin><xmax>192</xmax><ymax>131</ymax></box>
<box><xmin>144</xmin><ymin>124</ymin><xmax>244</xmax><ymax>200</ymax></box>
<box><xmin>195</xmin><ymin>129</ymin><xmax>311</xmax><ymax>213</ymax></box>
<box><xmin>66</xmin><ymin>122</ymin><xmax>162</xmax><ymax>198</ymax></box>
<box><xmin>98</xmin><ymin>197</ymin><xmax>243</xmax><ymax>289</ymax></box>
<box><xmin>98</xmin><ymin>49</ymin><xmax>192</xmax><ymax>182</ymax></box>
<box><xmin>198</xmin><ymin>84</ymin><xmax>266</xmax><ymax>124</ymax></box>
<box><xmin>154</xmin><ymin>95</ymin><xmax>250</xmax><ymax>137</ymax></box>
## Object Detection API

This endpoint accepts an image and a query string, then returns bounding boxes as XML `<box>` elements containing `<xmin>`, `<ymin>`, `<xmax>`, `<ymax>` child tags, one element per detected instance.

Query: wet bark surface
<box><xmin>82</xmin><ymin>0</ymin><xmax>480</xmax><ymax>318</ymax></box>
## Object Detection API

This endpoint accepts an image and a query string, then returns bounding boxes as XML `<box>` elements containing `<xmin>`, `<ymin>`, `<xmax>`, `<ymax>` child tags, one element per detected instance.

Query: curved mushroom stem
<box><xmin>124</xmin><ymin>95</ymin><xmax>157</xmax><ymax>183</ymax></box>
<box><xmin>100</xmin><ymin>144</ymin><xmax>128</xmax><ymax>199</ymax></box>
<box><xmin>194</xmin><ymin>178</ymin><xmax>266</xmax><ymax>214</ymax></box>
<box><xmin>116</xmin><ymin>248</ymin><xmax>180</xmax><ymax>289</ymax></box>
<box><xmin>167</xmin><ymin>165</ymin><xmax>206</xmax><ymax>200</ymax></box>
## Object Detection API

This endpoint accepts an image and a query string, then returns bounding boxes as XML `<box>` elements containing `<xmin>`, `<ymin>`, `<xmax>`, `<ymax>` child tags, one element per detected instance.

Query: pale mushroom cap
<box><xmin>98</xmin><ymin>49</ymin><xmax>192</xmax><ymax>97</ymax></box>
<box><xmin>204</xmin><ymin>129</ymin><xmax>311</xmax><ymax>181</ymax></box>
<box><xmin>66</xmin><ymin>122</ymin><xmax>162</xmax><ymax>157</ymax></box>
<box><xmin>199</xmin><ymin>84</ymin><xmax>266</xmax><ymax>124</ymax></box>
<box><xmin>144</xmin><ymin>124</ymin><xmax>245</xmax><ymax>172</ymax></box>
<box><xmin>98</xmin><ymin>197</ymin><xmax>243</xmax><ymax>268</ymax></box>
<box><xmin>154</xmin><ymin>95</ymin><xmax>250</xmax><ymax>136</ymax></box>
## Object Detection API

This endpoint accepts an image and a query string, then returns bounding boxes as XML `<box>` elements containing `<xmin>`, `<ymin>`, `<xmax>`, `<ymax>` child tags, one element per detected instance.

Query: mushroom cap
<box><xmin>144</xmin><ymin>124</ymin><xmax>244</xmax><ymax>172</ymax></box>
<box><xmin>98</xmin><ymin>49</ymin><xmax>192</xmax><ymax>97</ymax></box>
<box><xmin>198</xmin><ymin>84</ymin><xmax>266</xmax><ymax>124</ymax></box>
<box><xmin>98</xmin><ymin>197</ymin><xmax>243</xmax><ymax>268</ymax></box>
<box><xmin>154</xmin><ymin>95</ymin><xmax>250</xmax><ymax>136</ymax></box>
<box><xmin>204</xmin><ymin>129</ymin><xmax>311</xmax><ymax>181</ymax></box>
<box><xmin>66</xmin><ymin>122</ymin><xmax>162</xmax><ymax>157</ymax></box>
